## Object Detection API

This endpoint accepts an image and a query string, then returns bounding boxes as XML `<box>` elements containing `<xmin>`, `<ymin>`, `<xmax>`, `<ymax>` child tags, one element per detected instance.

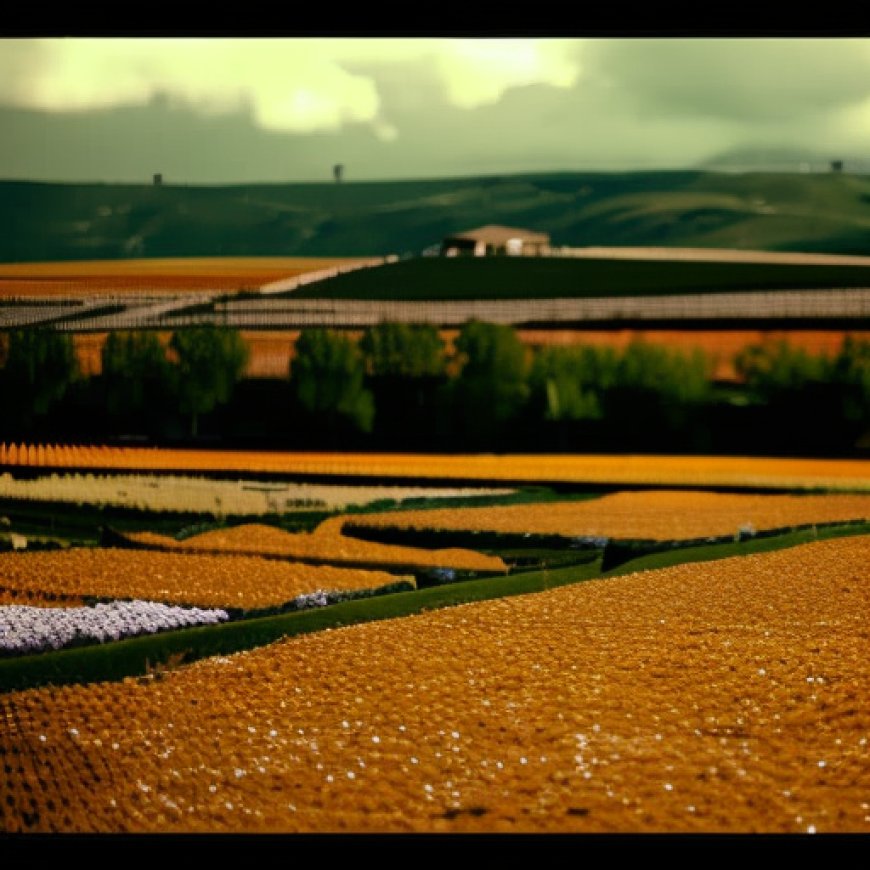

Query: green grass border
<box><xmin>603</xmin><ymin>520</ymin><xmax>870</xmax><ymax>576</ymax></box>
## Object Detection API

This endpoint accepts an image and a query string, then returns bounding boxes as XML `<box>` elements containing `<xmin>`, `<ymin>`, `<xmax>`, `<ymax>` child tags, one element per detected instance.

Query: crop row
<box><xmin>0</xmin><ymin>534</ymin><xmax>867</xmax><ymax>832</ymax></box>
<box><xmin>2</xmin><ymin>446</ymin><xmax>869</xmax><ymax>491</ymax></box>
<box><xmin>0</xmin><ymin>589</ymin><xmax>84</xmax><ymax>608</ymax></box>
<box><xmin>346</xmin><ymin>490</ymin><xmax>870</xmax><ymax>542</ymax></box>
<box><xmin>0</xmin><ymin>471</ymin><xmax>512</xmax><ymax>516</ymax></box>
<box><xmin>0</xmin><ymin>548</ymin><xmax>410</xmax><ymax>610</ymax></box>
<box><xmin>125</xmin><ymin>521</ymin><xmax>507</xmax><ymax>573</ymax></box>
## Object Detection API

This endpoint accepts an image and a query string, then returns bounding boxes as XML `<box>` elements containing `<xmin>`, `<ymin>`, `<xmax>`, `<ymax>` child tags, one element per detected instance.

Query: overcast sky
<box><xmin>2</xmin><ymin>38</ymin><xmax>870</xmax><ymax>183</ymax></box>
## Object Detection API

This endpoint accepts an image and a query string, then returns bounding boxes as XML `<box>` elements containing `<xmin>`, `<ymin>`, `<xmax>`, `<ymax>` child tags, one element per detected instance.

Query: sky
<box><xmin>2</xmin><ymin>37</ymin><xmax>870</xmax><ymax>184</ymax></box>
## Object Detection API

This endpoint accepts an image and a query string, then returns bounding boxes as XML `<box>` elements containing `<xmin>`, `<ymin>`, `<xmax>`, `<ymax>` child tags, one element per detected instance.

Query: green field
<box><xmin>5</xmin><ymin>169</ymin><xmax>870</xmax><ymax>262</ymax></box>
<box><xmin>289</xmin><ymin>254</ymin><xmax>870</xmax><ymax>301</ymax></box>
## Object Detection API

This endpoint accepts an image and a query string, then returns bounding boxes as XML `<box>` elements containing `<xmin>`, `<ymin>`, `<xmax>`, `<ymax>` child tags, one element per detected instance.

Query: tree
<box><xmin>832</xmin><ymin>336</ymin><xmax>870</xmax><ymax>425</ymax></box>
<box><xmin>735</xmin><ymin>340</ymin><xmax>831</xmax><ymax>397</ymax></box>
<box><xmin>291</xmin><ymin>329</ymin><xmax>374</xmax><ymax>437</ymax></box>
<box><xmin>101</xmin><ymin>331</ymin><xmax>174</xmax><ymax>434</ymax></box>
<box><xmin>169</xmin><ymin>327</ymin><xmax>249</xmax><ymax>437</ymax></box>
<box><xmin>735</xmin><ymin>338</ymin><xmax>869</xmax><ymax>451</ymax></box>
<box><xmin>529</xmin><ymin>345</ymin><xmax>619</xmax><ymax>422</ymax></box>
<box><xmin>359</xmin><ymin>323</ymin><xmax>447</xmax><ymax>447</ymax></box>
<box><xmin>359</xmin><ymin>322</ymin><xmax>446</xmax><ymax>379</ymax></box>
<box><xmin>0</xmin><ymin>329</ymin><xmax>78</xmax><ymax>432</ymax></box>
<box><xmin>602</xmin><ymin>342</ymin><xmax>712</xmax><ymax>448</ymax></box>
<box><xmin>450</xmin><ymin>321</ymin><xmax>529</xmax><ymax>445</ymax></box>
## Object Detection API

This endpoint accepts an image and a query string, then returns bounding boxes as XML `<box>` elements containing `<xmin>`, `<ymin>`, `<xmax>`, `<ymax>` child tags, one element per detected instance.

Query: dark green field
<box><xmin>5</xmin><ymin>169</ymin><xmax>870</xmax><ymax>262</ymax></box>
<box><xmin>289</xmin><ymin>254</ymin><xmax>870</xmax><ymax>301</ymax></box>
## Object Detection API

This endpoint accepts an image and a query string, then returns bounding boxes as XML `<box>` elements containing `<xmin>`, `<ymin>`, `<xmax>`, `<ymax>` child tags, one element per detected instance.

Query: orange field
<box><xmin>2</xmin><ymin>445</ymin><xmax>868</xmax><ymax>491</ymax></box>
<box><xmin>1</xmin><ymin>534</ymin><xmax>867</xmax><ymax>832</ymax></box>
<box><xmin>126</xmin><ymin>520</ymin><xmax>507</xmax><ymax>574</ymax></box>
<box><xmin>349</xmin><ymin>490</ymin><xmax>870</xmax><ymax>541</ymax></box>
<box><xmin>0</xmin><ymin>548</ymin><xmax>411</xmax><ymax>610</ymax></box>
<box><xmin>0</xmin><ymin>257</ymin><xmax>369</xmax><ymax>298</ymax></box>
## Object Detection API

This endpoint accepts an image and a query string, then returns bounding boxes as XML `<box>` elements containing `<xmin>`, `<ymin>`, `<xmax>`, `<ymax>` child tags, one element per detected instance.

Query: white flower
<box><xmin>0</xmin><ymin>601</ymin><xmax>229</xmax><ymax>656</ymax></box>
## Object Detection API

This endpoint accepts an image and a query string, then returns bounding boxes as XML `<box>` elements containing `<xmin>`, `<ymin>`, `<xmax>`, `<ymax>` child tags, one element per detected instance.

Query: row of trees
<box><xmin>0</xmin><ymin>327</ymin><xmax>248</xmax><ymax>439</ymax></box>
<box><xmin>1</xmin><ymin>324</ymin><xmax>868</xmax><ymax>453</ymax></box>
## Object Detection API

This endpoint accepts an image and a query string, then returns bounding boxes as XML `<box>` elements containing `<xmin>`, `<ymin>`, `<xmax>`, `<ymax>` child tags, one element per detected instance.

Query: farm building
<box><xmin>441</xmin><ymin>225</ymin><xmax>551</xmax><ymax>257</ymax></box>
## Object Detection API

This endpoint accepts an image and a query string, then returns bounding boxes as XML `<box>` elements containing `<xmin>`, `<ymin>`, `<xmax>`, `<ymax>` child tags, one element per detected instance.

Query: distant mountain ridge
<box><xmin>702</xmin><ymin>146</ymin><xmax>870</xmax><ymax>175</ymax></box>
<box><xmin>3</xmin><ymin>169</ymin><xmax>870</xmax><ymax>263</ymax></box>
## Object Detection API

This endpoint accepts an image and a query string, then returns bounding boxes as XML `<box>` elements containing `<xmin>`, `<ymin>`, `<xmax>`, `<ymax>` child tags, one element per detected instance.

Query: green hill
<box><xmin>3</xmin><ymin>170</ymin><xmax>870</xmax><ymax>263</ymax></box>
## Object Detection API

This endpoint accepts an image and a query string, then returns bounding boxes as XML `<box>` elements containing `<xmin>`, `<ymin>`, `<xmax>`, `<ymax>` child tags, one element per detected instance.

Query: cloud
<box><xmin>0</xmin><ymin>38</ymin><xmax>582</xmax><ymax>137</ymax></box>
<box><xmin>588</xmin><ymin>39</ymin><xmax>870</xmax><ymax>122</ymax></box>
<box><xmin>3</xmin><ymin>38</ymin><xmax>870</xmax><ymax>182</ymax></box>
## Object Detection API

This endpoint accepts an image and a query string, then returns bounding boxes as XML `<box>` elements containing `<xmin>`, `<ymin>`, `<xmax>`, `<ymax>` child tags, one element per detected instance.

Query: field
<box><xmin>0</xmin><ymin>547</ymin><xmax>411</xmax><ymax>610</ymax></box>
<box><xmin>1</xmin><ymin>534</ymin><xmax>867</xmax><ymax>832</ymax></box>
<box><xmin>347</xmin><ymin>490</ymin><xmax>870</xmax><ymax>542</ymax></box>
<box><xmin>1</xmin><ymin>467</ymin><xmax>869</xmax><ymax>832</ymax></box>
<box><xmin>123</xmin><ymin>520</ymin><xmax>507</xmax><ymax>574</ymax></box>
<box><xmin>0</xmin><ymin>257</ymin><xmax>368</xmax><ymax>298</ymax></box>
<box><xmin>0</xmin><ymin>472</ymin><xmax>511</xmax><ymax>516</ymax></box>
<box><xmin>3</xmin><ymin>446</ymin><xmax>868</xmax><ymax>491</ymax></box>
<box><xmin>3</xmin><ymin>165</ymin><xmax>870</xmax><ymax>833</ymax></box>
<box><xmin>288</xmin><ymin>256</ymin><xmax>870</xmax><ymax>302</ymax></box>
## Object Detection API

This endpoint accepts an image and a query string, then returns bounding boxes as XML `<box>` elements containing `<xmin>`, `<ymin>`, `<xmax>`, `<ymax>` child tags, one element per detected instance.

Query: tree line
<box><xmin>0</xmin><ymin>324</ymin><xmax>867</xmax><ymax>455</ymax></box>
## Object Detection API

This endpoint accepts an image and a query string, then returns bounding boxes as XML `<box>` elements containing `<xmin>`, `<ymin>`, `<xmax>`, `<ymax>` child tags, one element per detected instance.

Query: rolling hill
<box><xmin>3</xmin><ymin>170</ymin><xmax>870</xmax><ymax>263</ymax></box>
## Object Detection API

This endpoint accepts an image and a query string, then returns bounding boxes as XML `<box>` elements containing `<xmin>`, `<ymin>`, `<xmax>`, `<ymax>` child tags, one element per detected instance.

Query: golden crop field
<box><xmin>0</xmin><ymin>589</ymin><xmax>84</xmax><ymax>608</ymax></box>
<box><xmin>348</xmin><ymin>490</ymin><xmax>870</xmax><ymax>541</ymax></box>
<box><xmin>126</xmin><ymin>520</ymin><xmax>507</xmax><ymax>574</ymax></box>
<box><xmin>0</xmin><ymin>257</ymin><xmax>370</xmax><ymax>298</ymax></box>
<box><xmin>1</xmin><ymin>534</ymin><xmax>867</xmax><ymax>833</ymax></box>
<box><xmin>0</xmin><ymin>548</ymin><xmax>410</xmax><ymax>610</ymax></box>
<box><xmin>2</xmin><ymin>444</ymin><xmax>869</xmax><ymax>491</ymax></box>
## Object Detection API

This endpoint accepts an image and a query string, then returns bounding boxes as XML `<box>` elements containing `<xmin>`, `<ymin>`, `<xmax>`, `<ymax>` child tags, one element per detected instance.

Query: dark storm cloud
<box><xmin>2</xmin><ymin>39</ymin><xmax>870</xmax><ymax>182</ymax></box>
<box><xmin>587</xmin><ymin>39</ymin><xmax>870</xmax><ymax>122</ymax></box>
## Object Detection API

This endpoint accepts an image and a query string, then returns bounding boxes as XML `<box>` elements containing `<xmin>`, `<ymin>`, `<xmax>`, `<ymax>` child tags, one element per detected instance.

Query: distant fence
<box><xmin>202</xmin><ymin>288</ymin><xmax>870</xmax><ymax>328</ymax></box>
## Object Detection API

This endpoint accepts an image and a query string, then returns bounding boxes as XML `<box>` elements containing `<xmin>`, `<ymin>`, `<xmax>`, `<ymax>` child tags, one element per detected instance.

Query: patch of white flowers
<box><xmin>0</xmin><ymin>600</ymin><xmax>229</xmax><ymax>656</ymax></box>
<box><xmin>292</xmin><ymin>590</ymin><xmax>331</xmax><ymax>610</ymax></box>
